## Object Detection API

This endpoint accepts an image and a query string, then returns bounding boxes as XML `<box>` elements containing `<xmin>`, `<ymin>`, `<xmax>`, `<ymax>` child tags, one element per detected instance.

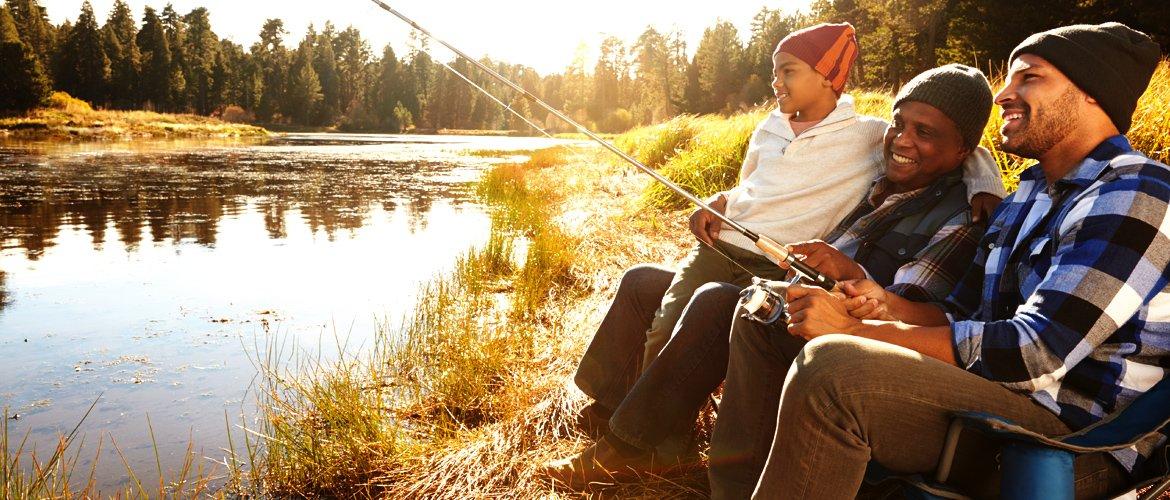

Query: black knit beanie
<box><xmin>1009</xmin><ymin>22</ymin><xmax>1160</xmax><ymax>133</ymax></box>
<box><xmin>893</xmin><ymin>64</ymin><xmax>993</xmax><ymax>148</ymax></box>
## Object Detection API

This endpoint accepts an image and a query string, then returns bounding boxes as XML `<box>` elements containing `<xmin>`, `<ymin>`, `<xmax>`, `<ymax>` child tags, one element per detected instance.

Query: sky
<box><xmin>40</xmin><ymin>0</ymin><xmax>816</xmax><ymax>75</ymax></box>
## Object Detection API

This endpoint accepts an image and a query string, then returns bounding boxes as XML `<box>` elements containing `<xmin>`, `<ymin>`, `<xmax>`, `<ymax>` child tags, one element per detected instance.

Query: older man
<box><xmin>751</xmin><ymin>23</ymin><xmax>1166</xmax><ymax>499</ymax></box>
<box><xmin>541</xmin><ymin>64</ymin><xmax>1000</xmax><ymax>490</ymax></box>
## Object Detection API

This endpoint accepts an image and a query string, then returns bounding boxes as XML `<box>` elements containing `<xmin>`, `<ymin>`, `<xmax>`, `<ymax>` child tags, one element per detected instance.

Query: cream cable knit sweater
<box><xmin>718</xmin><ymin>94</ymin><xmax>1006</xmax><ymax>255</ymax></box>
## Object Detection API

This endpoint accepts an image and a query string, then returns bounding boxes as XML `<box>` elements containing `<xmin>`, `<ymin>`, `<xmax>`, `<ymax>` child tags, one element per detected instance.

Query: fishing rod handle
<box><xmin>754</xmin><ymin>236</ymin><xmax>838</xmax><ymax>291</ymax></box>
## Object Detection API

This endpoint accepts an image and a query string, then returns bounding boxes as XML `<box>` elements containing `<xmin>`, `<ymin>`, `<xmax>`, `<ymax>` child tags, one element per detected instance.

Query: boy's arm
<box><xmin>961</xmin><ymin>146</ymin><xmax>1008</xmax><ymax>199</ymax></box>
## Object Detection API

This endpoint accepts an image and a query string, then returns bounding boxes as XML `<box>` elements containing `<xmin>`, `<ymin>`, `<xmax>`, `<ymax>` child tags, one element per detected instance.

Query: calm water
<box><xmin>0</xmin><ymin>133</ymin><xmax>571</xmax><ymax>491</ymax></box>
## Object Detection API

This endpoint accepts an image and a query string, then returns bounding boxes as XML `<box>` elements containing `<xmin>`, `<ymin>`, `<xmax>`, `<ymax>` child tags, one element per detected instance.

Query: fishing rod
<box><xmin>366</xmin><ymin>0</ymin><xmax>836</xmax><ymax>291</ymax></box>
<box><xmin>434</xmin><ymin>57</ymin><xmax>553</xmax><ymax>138</ymax></box>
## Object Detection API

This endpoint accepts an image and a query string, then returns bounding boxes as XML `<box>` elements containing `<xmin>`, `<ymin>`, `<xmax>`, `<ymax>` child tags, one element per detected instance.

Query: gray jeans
<box><xmin>751</xmin><ymin>335</ymin><xmax>1128</xmax><ymax>500</ymax></box>
<box><xmin>709</xmin><ymin>312</ymin><xmax>807</xmax><ymax>499</ymax></box>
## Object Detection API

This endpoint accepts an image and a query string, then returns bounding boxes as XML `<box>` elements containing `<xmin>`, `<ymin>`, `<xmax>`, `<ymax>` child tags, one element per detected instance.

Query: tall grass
<box><xmin>251</xmin><ymin>146</ymin><xmax>601</xmax><ymax>497</ymax></box>
<box><xmin>2</xmin><ymin>398</ymin><xmax>217</xmax><ymax>498</ymax></box>
<box><xmin>631</xmin><ymin>112</ymin><xmax>766</xmax><ymax>209</ymax></box>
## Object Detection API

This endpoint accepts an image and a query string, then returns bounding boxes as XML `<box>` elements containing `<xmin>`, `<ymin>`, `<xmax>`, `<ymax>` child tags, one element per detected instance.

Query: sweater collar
<box><xmin>760</xmin><ymin>94</ymin><xmax>859</xmax><ymax>140</ymax></box>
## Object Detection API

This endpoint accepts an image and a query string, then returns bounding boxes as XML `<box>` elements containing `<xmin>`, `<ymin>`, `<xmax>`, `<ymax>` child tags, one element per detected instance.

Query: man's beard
<box><xmin>1002</xmin><ymin>86</ymin><xmax>1081</xmax><ymax>160</ymax></box>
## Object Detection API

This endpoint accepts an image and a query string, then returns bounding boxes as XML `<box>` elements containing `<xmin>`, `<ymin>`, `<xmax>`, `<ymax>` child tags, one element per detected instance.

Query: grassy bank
<box><xmin>243</xmin><ymin>60</ymin><xmax>1170</xmax><ymax>498</ymax></box>
<box><xmin>0</xmin><ymin>92</ymin><xmax>270</xmax><ymax>140</ymax></box>
<box><xmin>241</xmin><ymin>143</ymin><xmax>697</xmax><ymax>497</ymax></box>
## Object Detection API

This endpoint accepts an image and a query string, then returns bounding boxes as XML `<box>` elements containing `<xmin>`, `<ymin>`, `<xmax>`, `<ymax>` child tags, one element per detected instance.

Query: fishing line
<box><xmin>365</xmin><ymin>0</ymin><xmax>837</xmax><ymax>292</ymax></box>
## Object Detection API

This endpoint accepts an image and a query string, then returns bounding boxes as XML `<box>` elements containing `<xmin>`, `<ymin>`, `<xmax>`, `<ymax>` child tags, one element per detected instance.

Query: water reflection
<box><xmin>0</xmin><ymin>143</ymin><xmax>477</xmax><ymax>260</ymax></box>
<box><xmin>0</xmin><ymin>133</ymin><xmax>570</xmax><ymax>491</ymax></box>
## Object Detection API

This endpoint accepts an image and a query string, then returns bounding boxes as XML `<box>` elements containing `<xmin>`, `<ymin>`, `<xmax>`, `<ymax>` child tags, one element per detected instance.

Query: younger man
<box><xmin>750</xmin><ymin>23</ymin><xmax>1166</xmax><ymax>499</ymax></box>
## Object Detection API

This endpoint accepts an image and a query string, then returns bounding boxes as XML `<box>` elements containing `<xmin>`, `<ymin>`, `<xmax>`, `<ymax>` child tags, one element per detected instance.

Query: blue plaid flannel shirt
<box><xmin>944</xmin><ymin>136</ymin><xmax>1170</xmax><ymax>473</ymax></box>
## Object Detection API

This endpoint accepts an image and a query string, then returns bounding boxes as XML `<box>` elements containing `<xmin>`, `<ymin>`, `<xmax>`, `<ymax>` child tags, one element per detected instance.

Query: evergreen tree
<box><xmin>372</xmin><ymin>44</ymin><xmax>407</xmax><ymax>131</ymax></box>
<box><xmin>311</xmin><ymin>24</ymin><xmax>340</xmax><ymax>125</ymax></box>
<box><xmin>6</xmin><ymin>0</ymin><xmax>54</xmax><ymax>76</ymax></box>
<box><xmin>136</xmin><ymin>6</ymin><xmax>171</xmax><ymax>109</ymax></box>
<box><xmin>406</xmin><ymin>31</ymin><xmax>433</xmax><ymax>128</ymax></box>
<box><xmin>182</xmin><ymin>8</ymin><xmax>218</xmax><ymax>114</ymax></box>
<box><xmin>0</xmin><ymin>5</ymin><xmax>50</xmax><ymax>112</ymax></box>
<box><xmin>333</xmin><ymin>26</ymin><xmax>371</xmax><ymax>115</ymax></box>
<box><xmin>252</xmin><ymin>19</ymin><xmax>287</xmax><ymax>121</ymax></box>
<box><xmin>161</xmin><ymin>4</ymin><xmax>187</xmax><ymax>111</ymax></box>
<box><xmin>632</xmin><ymin>27</ymin><xmax>671</xmax><ymax>124</ymax></box>
<box><xmin>692</xmin><ymin>21</ymin><xmax>745</xmax><ymax>113</ymax></box>
<box><xmin>103</xmin><ymin>0</ymin><xmax>140</xmax><ymax>108</ymax></box>
<box><xmin>589</xmin><ymin>36</ymin><xmax>625</xmax><ymax>123</ymax></box>
<box><xmin>284</xmin><ymin>36</ymin><xmax>321</xmax><ymax>124</ymax></box>
<box><xmin>56</xmin><ymin>1</ymin><xmax>110</xmax><ymax>104</ymax></box>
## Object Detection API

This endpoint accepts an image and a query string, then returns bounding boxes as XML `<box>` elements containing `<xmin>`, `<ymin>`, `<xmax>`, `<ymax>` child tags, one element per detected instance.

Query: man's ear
<box><xmin>957</xmin><ymin>146</ymin><xmax>973</xmax><ymax>165</ymax></box>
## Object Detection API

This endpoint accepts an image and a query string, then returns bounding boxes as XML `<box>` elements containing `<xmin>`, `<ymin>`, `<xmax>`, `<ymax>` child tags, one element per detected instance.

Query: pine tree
<box><xmin>590</xmin><ymin>36</ymin><xmax>626</xmax><ymax>123</ymax></box>
<box><xmin>183</xmin><ymin>8</ymin><xmax>219</xmax><ymax>114</ymax></box>
<box><xmin>692</xmin><ymin>21</ymin><xmax>745</xmax><ymax>113</ymax></box>
<box><xmin>333</xmin><ymin>26</ymin><xmax>371</xmax><ymax>116</ymax></box>
<box><xmin>56</xmin><ymin>1</ymin><xmax>110</xmax><ymax>105</ymax></box>
<box><xmin>372</xmin><ymin>44</ymin><xmax>406</xmax><ymax>131</ymax></box>
<box><xmin>312</xmin><ymin>24</ymin><xmax>340</xmax><ymax>125</ymax></box>
<box><xmin>284</xmin><ymin>36</ymin><xmax>321</xmax><ymax>124</ymax></box>
<box><xmin>136</xmin><ymin>7</ymin><xmax>171</xmax><ymax>109</ymax></box>
<box><xmin>0</xmin><ymin>5</ymin><xmax>50</xmax><ymax>112</ymax></box>
<box><xmin>161</xmin><ymin>4</ymin><xmax>187</xmax><ymax>111</ymax></box>
<box><xmin>252</xmin><ymin>18</ymin><xmax>287</xmax><ymax>121</ymax></box>
<box><xmin>103</xmin><ymin>0</ymin><xmax>140</xmax><ymax>108</ymax></box>
<box><xmin>6</xmin><ymin>0</ymin><xmax>54</xmax><ymax>76</ymax></box>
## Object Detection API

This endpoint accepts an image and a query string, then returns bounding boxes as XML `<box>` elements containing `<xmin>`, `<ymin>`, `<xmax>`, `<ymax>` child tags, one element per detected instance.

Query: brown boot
<box><xmin>538</xmin><ymin>435</ymin><xmax>657</xmax><ymax>490</ymax></box>
<box><xmin>574</xmin><ymin>401</ymin><xmax>612</xmax><ymax>439</ymax></box>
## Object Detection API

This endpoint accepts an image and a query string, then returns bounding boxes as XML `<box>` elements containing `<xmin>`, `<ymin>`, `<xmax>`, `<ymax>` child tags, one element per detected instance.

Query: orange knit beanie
<box><xmin>775</xmin><ymin>22</ymin><xmax>858</xmax><ymax>93</ymax></box>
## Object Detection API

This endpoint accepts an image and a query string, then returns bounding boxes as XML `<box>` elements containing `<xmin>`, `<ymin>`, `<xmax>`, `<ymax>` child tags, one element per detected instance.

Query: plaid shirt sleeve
<box><xmin>952</xmin><ymin>169</ymin><xmax>1170</xmax><ymax>393</ymax></box>
<box><xmin>885</xmin><ymin>212</ymin><xmax>983</xmax><ymax>303</ymax></box>
<box><xmin>940</xmin><ymin>218</ymin><xmax>997</xmax><ymax>320</ymax></box>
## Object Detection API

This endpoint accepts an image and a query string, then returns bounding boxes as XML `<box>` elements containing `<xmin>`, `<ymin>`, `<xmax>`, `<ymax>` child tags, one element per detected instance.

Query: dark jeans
<box><xmin>708</xmin><ymin>313</ymin><xmax>807</xmax><ymax>499</ymax></box>
<box><xmin>573</xmin><ymin>264</ymin><xmax>676</xmax><ymax>410</ymax></box>
<box><xmin>606</xmin><ymin>280</ymin><xmax>744</xmax><ymax>452</ymax></box>
<box><xmin>573</xmin><ymin>263</ymin><xmax>747</xmax><ymax>450</ymax></box>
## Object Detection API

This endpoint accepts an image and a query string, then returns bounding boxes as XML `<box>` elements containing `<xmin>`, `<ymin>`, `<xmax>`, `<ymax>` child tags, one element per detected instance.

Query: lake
<box><xmin>0</xmin><ymin>133</ymin><xmax>573</xmax><ymax>491</ymax></box>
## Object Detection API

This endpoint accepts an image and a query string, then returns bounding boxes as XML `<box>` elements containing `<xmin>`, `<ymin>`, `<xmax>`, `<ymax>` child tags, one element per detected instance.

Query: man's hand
<box><xmin>785</xmin><ymin>283</ymin><xmax>859</xmax><ymax>340</ymax></box>
<box><xmin>787</xmin><ymin>240</ymin><xmax>866</xmax><ymax>281</ymax></box>
<box><xmin>970</xmin><ymin>192</ymin><xmax>1002</xmax><ymax>223</ymax></box>
<box><xmin>690</xmin><ymin>193</ymin><xmax>728</xmax><ymax>246</ymax></box>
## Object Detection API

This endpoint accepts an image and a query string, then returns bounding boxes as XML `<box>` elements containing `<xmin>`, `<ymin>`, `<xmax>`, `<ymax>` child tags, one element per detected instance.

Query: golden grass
<box><xmin>244</xmin><ymin>145</ymin><xmax>699</xmax><ymax>498</ymax></box>
<box><xmin>0</xmin><ymin>91</ymin><xmax>270</xmax><ymax>140</ymax></box>
<box><xmin>1</xmin><ymin>399</ymin><xmax>219</xmax><ymax>499</ymax></box>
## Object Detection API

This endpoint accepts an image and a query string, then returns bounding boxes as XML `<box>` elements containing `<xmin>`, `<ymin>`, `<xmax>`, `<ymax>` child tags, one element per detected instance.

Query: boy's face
<box><xmin>883</xmin><ymin>101</ymin><xmax>970</xmax><ymax>190</ymax></box>
<box><xmin>993</xmin><ymin>54</ymin><xmax>1084</xmax><ymax>160</ymax></box>
<box><xmin>772</xmin><ymin>51</ymin><xmax>834</xmax><ymax>116</ymax></box>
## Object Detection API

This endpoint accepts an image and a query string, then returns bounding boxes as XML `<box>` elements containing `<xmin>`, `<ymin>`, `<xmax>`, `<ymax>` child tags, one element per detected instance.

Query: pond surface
<box><xmin>0</xmin><ymin>133</ymin><xmax>571</xmax><ymax>491</ymax></box>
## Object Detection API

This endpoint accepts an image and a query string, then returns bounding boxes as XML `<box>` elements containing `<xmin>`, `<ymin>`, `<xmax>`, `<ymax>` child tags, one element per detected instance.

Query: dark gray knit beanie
<box><xmin>1009</xmin><ymin>22</ymin><xmax>1160</xmax><ymax>134</ymax></box>
<box><xmin>893</xmin><ymin>64</ymin><xmax>993</xmax><ymax>148</ymax></box>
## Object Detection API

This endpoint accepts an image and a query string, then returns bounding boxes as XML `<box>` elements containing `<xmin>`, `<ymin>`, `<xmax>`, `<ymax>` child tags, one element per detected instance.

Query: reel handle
<box><xmin>754</xmin><ymin>235</ymin><xmax>838</xmax><ymax>291</ymax></box>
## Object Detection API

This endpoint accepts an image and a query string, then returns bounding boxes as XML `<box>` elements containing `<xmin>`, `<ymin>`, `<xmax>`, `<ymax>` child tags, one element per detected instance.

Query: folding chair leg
<box><xmin>1000</xmin><ymin>442</ymin><xmax>1075</xmax><ymax>500</ymax></box>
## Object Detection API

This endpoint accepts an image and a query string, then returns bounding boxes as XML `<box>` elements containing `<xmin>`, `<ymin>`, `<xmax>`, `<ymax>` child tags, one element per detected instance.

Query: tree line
<box><xmin>1</xmin><ymin>0</ymin><xmax>1165</xmax><ymax>133</ymax></box>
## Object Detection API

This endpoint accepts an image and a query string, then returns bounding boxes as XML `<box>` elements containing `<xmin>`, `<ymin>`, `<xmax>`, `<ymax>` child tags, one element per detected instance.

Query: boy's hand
<box><xmin>786</xmin><ymin>283</ymin><xmax>859</xmax><ymax>340</ymax></box>
<box><xmin>970</xmin><ymin>192</ymin><xmax>1002</xmax><ymax>223</ymax></box>
<box><xmin>841</xmin><ymin>279</ymin><xmax>894</xmax><ymax>320</ymax></box>
<box><xmin>690</xmin><ymin>193</ymin><xmax>728</xmax><ymax>246</ymax></box>
<box><xmin>787</xmin><ymin>240</ymin><xmax>866</xmax><ymax>281</ymax></box>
